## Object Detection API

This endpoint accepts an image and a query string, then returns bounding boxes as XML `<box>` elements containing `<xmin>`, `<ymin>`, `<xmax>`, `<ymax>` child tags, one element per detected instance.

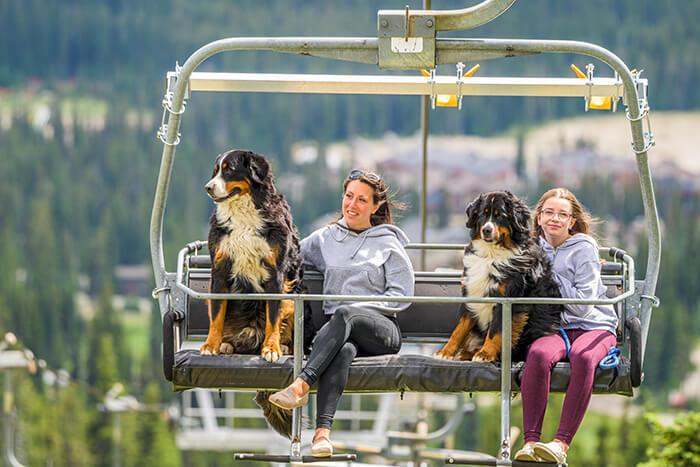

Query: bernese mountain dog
<box><xmin>200</xmin><ymin>149</ymin><xmax>305</xmax><ymax>362</ymax></box>
<box><xmin>203</xmin><ymin>149</ymin><xmax>315</xmax><ymax>438</ymax></box>
<box><xmin>434</xmin><ymin>190</ymin><xmax>561</xmax><ymax>363</ymax></box>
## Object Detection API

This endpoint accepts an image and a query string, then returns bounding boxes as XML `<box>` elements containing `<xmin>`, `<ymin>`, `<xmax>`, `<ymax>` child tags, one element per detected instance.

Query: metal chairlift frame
<box><xmin>150</xmin><ymin>1</ymin><xmax>660</xmax><ymax>464</ymax></box>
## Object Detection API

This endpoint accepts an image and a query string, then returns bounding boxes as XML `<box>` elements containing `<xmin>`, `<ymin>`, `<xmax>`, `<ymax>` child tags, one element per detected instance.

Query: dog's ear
<box><xmin>465</xmin><ymin>194</ymin><xmax>483</xmax><ymax>229</ymax></box>
<box><xmin>510</xmin><ymin>196</ymin><xmax>532</xmax><ymax>239</ymax></box>
<box><xmin>212</xmin><ymin>153</ymin><xmax>225</xmax><ymax>177</ymax></box>
<box><xmin>248</xmin><ymin>152</ymin><xmax>270</xmax><ymax>185</ymax></box>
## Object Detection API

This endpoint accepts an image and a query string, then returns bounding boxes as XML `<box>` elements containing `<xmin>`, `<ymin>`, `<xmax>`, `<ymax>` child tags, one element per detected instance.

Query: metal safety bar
<box><xmin>174</xmin><ymin>243</ymin><xmax>636</xmax><ymax>306</ymax></box>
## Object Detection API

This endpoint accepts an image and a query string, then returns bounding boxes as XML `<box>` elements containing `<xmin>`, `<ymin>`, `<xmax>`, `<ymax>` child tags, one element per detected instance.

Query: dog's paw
<box><xmin>261</xmin><ymin>344</ymin><xmax>281</xmax><ymax>362</ymax></box>
<box><xmin>200</xmin><ymin>341</ymin><xmax>220</xmax><ymax>355</ymax></box>
<box><xmin>261</xmin><ymin>350</ymin><xmax>280</xmax><ymax>362</ymax></box>
<box><xmin>219</xmin><ymin>342</ymin><xmax>234</xmax><ymax>354</ymax></box>
<box><xmin>433</xmin><ymin>349</ymin><xmax>454</xmax><ymax>360</ymax></box>
<box><xmin>472</xmin><ymin>351</ymin><xmax>496</xmax><ymax>363</ymax></box>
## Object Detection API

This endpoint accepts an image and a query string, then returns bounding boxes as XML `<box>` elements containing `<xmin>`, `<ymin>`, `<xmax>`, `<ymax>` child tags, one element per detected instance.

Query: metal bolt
<box><xmin>426</xmin><ymin>19</ymin><xmax>434</xmax><ymax>27</ymax></box>
<box><xmin>381</xmin><ymin>19</ymin><xmax>389</xmax><ymax>27</ymax></box>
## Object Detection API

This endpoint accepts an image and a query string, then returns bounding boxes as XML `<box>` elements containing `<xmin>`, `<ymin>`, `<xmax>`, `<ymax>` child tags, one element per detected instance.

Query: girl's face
<box><xmin>342</xmin><ymin>180</ymin><xmax>379</xmax><ymax>230</ymax></box>
<box><xmin>537</xmin><ymin>196</ymin><xmax>576</xmax><ymax>247</ymax></box>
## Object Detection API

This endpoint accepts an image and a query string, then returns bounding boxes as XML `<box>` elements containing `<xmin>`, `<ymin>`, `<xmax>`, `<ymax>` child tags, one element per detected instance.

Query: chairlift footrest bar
<box><xmin>234</xmin><ymin>453</ymin><xmax>357</xmax><ymax>462</ymax></box>
<box><xmin>445</xmin><ymin>453</ymin><xmax>564</xmax><ymax>466</ymax></box>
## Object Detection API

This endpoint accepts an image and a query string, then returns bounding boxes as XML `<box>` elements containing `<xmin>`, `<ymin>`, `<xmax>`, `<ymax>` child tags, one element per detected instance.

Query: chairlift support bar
<box><xmin>178</xmin><ymin>71</ymin><xmax>628</xmax><ymax>99</ymax></box>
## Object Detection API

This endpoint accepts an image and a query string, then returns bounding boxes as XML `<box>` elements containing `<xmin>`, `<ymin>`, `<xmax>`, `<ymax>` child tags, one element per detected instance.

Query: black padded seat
<box><xmin>171</xmin><ymin>350</ymin><xmax>633</xmax><ymax>395</ymax></box>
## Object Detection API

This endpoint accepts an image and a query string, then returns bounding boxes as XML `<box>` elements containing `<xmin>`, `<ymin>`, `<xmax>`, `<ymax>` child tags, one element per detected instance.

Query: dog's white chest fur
<box><xmin>215</xmin><ymin>196</ymin><xmax>271</xmax><ymax>292</ymax></box>
<box><xmin>462</xmin><ymin>239</ymin><xmax>521</xmax><ymax>331</ymax></box>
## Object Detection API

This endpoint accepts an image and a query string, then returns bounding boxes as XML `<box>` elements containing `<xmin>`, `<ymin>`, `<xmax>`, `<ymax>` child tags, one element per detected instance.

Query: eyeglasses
<box><xmin>541</xmin><ymin>209</ymin><xmax>573</xmax><ymax>221</ymax></box>
<box><xmin>348</xmin><ymin>169</ymin><xmax>381</xmax><ymax>184</ymax></box>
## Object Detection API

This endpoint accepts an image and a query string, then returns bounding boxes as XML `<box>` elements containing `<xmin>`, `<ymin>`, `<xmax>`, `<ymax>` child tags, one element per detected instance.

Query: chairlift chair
<box><xmin>150</xmin><ymin>1</ymin><xmax>660</xmax><ymax>464</ymax></box>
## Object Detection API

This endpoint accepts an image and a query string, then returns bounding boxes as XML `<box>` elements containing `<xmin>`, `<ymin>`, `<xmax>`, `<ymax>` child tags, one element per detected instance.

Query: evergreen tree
<box><xmin>639</xmin><ymin>412</ymin><xmax>700</xmax><ymax>466</ymax></box>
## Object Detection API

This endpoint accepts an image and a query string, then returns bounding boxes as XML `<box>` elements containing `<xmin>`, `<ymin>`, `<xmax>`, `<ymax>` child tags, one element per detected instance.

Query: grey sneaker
<box><xmin>533</xmin><ymin>440</ymin><xmax>567</xmax><ymax>464</ymax></box>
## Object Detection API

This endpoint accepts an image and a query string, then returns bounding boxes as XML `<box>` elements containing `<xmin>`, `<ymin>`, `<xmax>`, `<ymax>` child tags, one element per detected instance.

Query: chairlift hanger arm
<box><xmin>378</xmin><ymin>0</ymin><xmax>516</xmax><ymax>33</ymax></box>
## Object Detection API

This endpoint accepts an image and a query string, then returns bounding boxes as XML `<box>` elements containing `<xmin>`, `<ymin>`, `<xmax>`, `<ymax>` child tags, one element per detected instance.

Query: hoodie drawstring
<box><xmin>351</xmin><ymin>230</ymin><xmax>370</xmax><ymax>259</ymax></box>
<box><xmin>329</xmin><ymin>224</ymin><xmax>350</xmax><ymax>243</ymax></box>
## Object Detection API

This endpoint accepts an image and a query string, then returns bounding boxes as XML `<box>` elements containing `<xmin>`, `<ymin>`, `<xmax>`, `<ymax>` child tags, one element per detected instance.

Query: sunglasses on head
<box><xmin>348</xmin><ymin>169</ymin><xmax>381</xmax><ymax>184</ymax></box>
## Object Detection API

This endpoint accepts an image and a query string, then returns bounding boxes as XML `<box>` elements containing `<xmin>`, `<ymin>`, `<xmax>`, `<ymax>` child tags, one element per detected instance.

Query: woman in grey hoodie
<box><xmin>514</xmin><ymin>188</ymin><xmax>618</xmax><ymax>464</ymax></box>
<box><xmin>269</xmin><ymin>169</ymin><xmax>414</xmax><ymax>457</ymax></box>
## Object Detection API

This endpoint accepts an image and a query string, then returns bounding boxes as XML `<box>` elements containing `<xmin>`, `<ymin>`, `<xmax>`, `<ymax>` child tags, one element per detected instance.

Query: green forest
<box><xmin>1</xmin><ymin>1</ymin><xmax>699</xmax><ymax>465</ymax></box>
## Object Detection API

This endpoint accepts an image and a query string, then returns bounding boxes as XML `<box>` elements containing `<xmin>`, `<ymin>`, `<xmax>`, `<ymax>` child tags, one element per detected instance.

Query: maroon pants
<box><xmin>521</xmin><ymin>328</ymin><xmax>617</xmax><ymax>445</ymax></box>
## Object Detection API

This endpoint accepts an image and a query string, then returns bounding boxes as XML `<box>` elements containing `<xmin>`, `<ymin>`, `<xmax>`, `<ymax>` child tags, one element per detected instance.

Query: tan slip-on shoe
<box><xmin>310</xmin><ymin>437</ymin><xmax>333</xmax><ymax>457</ymax></box>
<box><xmin>268</xmin><ymin>387</ymin><xmax>308</xmax><ymax>410</ymax></box>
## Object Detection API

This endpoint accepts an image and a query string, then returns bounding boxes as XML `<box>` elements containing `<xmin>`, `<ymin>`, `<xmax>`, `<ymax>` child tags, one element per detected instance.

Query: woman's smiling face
<box><xmin>342</xmin><ymin>180</ymin><xmax>379</xmax><ymax>230</ymax></box>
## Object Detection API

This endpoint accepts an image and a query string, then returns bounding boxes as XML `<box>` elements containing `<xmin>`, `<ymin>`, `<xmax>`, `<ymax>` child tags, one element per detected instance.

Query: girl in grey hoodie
<box><xmin>515</xmin><ymin>188</ymin><xmax>618</xmax><ymax>464</ymax></box>
<box><xmin>269</xmin><ymin>169</ymin><xmax>414</xmax><ymax>457</ymax></box>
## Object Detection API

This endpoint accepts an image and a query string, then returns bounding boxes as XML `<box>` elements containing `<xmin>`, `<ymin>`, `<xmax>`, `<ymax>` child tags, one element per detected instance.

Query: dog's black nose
<box><xmin>205</xmin><ymin>184</ymin><xmax>214</xmax><ymax>195</ymax></box>
<box><xmin>481</xmin><ymin>224</ymin><xmax>493</xmax><ymax>236</ymax></box>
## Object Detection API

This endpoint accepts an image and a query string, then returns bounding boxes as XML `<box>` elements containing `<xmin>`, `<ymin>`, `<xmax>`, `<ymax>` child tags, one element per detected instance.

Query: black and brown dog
<box><xmin>434</xmin><ymin>190</ymin><xmax>561</xmax><ymax>363</ymax></box>
<box><xmin>203</xmin><ymin>149</ymin><xmax>314</xmax><ymax>437</ymax></box>
<box><xmin>201</xmin><ymin>149</ymin><xmax>304</xmax><ymax>362</ymax></box>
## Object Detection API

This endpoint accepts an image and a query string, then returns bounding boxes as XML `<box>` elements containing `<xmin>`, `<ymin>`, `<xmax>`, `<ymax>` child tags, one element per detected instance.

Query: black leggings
<box><xmin>299</xmin><ymin>306</ymin><xmax>401</xmax><ymax>430</ymax></box>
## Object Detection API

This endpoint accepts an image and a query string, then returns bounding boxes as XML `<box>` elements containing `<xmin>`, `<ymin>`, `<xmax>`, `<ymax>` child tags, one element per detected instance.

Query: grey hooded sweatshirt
<box><xmin>539</xmin><ymin>233</ymin><xmax>618</xmax><ymax>335</ymax></box>
<box><xmin>300</xmin><ymin>219</ymin><xmax>415</xmax><ymax>317</ymax></box>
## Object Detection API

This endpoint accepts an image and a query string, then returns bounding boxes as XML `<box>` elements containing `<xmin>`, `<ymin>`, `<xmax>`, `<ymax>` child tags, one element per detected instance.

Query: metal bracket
<box><xmin>156</xmin><ymin>62</ymin><xmax>186</xmax><ymax>146</ymax></box>
<box><xmin>378</xmin><ymin>7</ymin><xmax>436</xmax><ymax>38</ymax></box>
<box><xmin>456</xmin><ymin>62</ymin><xmax>465</xmax><ymax>110</ymax></box>
<box><xmin>584</xmin><ymin>63</ymin><xmax>594</xmax><ymax>112</ymax></box>
<box><xmin>378</xmin><ymin>7</ymin><xmax>436</xmax><ymax>70</ymax></box>
<box><xmin>627</xmin><ymin>70</ymin><xmax>654</xmax><ymax>154</ymax></box>
<box><xmin>151</xmin><ymin>286</ymin><xmax>170</xmax><ymax>299</ymax></box>
<box><xmin>498</xmin><ymin>437</ymin><xmax>511</xmax><ymax>461</ymax></box>
<box><xmin>640</xmin><ymin>294</ymin><xmax>660</xmax><ymax>308</ymax></box>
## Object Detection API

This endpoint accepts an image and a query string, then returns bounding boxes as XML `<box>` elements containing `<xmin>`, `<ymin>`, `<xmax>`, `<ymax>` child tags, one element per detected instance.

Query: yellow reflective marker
<box><xmin>437</xmin><ymin>94</ymin><xmax>458</xmax><ymax>106</ymax></box>
<box><xmin>463</xmin><ymin>64</ymin><xmax>480</xmax><ymax>78</ymax></box>
<box><xmin>570</xmin><ymin>64</ymin><xmax>612</xmax><ymax>110</ymax></box>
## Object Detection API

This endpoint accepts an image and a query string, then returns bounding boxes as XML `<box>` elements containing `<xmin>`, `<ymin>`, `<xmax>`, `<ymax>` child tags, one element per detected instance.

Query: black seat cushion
<box><xmin>172</xmin><ymin>350</ymin><xmax>633</xmax><ymax>395</ymax></box>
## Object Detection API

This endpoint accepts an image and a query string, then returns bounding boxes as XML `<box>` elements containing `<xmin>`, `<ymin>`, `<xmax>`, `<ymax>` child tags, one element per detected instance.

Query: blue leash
<box><xmin>599</xmin><ymin>346</ymin><xmax>621</xmax><ymax>369</ymax></box>
<box><xmin>558</xmin><ymin>327</ymin><xmax>620</xmax><ymax>369</ymax></box>
<box><xmin>559</xmin><ymin>327</ymin><xmax>571</xmax><ymax>359</ymax></box>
